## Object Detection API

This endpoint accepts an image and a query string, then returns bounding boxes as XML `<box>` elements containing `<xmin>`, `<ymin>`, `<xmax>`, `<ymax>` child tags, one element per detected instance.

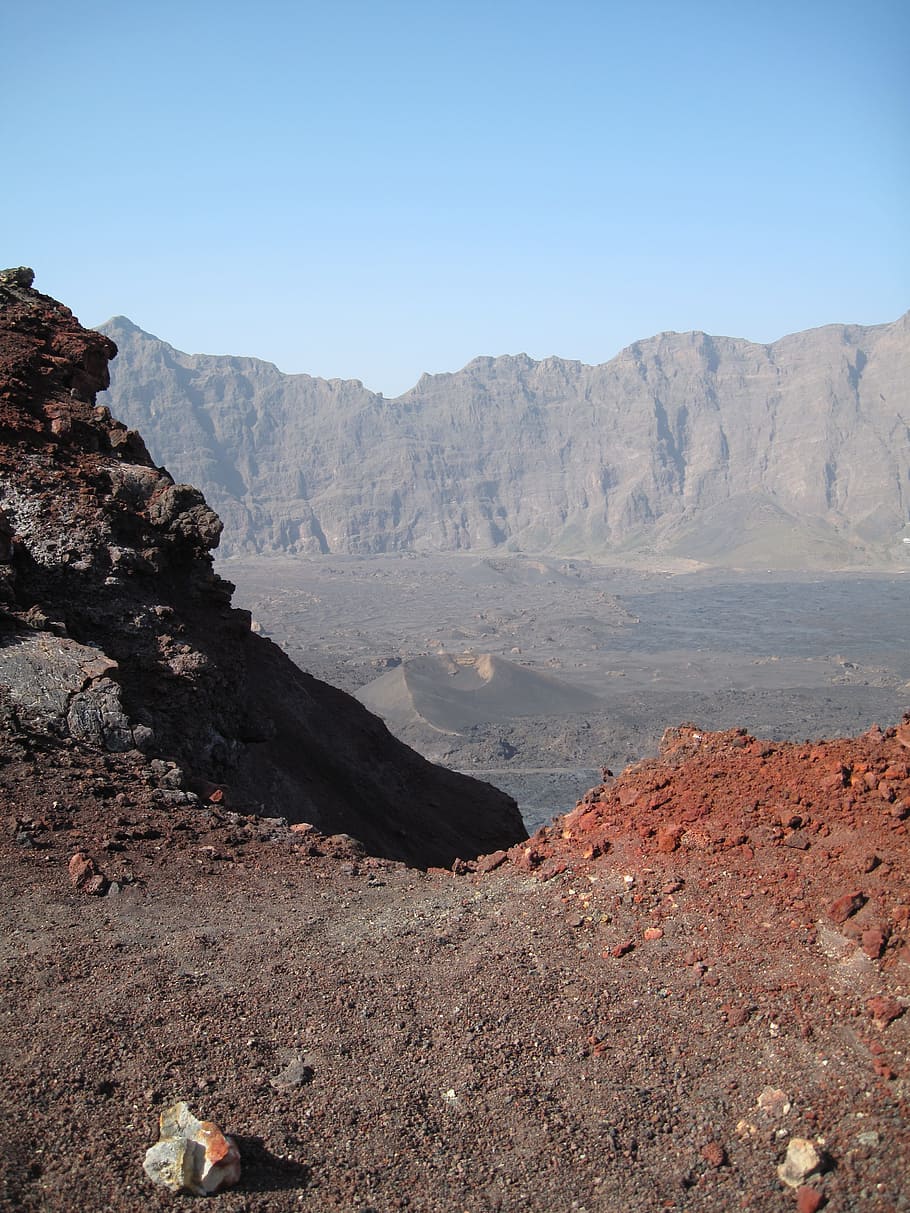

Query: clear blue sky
<box><xmin>4</xmin><ymin>0</ymin><xmax>908</xmax><ymax>396</ymax></box>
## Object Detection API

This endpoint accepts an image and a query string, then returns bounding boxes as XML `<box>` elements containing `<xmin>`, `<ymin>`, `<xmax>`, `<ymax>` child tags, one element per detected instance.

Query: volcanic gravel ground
<box><xmin>0</xmin><ymin>724</ymin><xmax>908</xmax><ymax>1212</ymax></box>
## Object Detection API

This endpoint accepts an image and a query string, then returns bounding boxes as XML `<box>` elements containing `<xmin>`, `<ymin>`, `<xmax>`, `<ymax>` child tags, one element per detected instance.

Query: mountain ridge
<box><xmin>101</xmin><ymin>311</ymin><xmax>909</xmax><ymax>398</ymax></box>
<box><xmin>97</xmin><ymin>310</ymin><xmax>910</xmax><ymax>566</ymax></box>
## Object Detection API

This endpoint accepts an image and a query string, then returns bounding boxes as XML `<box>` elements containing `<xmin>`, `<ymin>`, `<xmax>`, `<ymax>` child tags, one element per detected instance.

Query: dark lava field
<box><xmin>223</xmin><ymin>555</ymin><xmax>910</xmax><ymax>831</ymax></box>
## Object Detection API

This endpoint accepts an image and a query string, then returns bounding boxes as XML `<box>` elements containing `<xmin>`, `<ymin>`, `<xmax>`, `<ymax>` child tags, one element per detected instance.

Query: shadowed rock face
<box><xmin>0</xmin><ymin>269</ymin><xmax>525</xmax><ymax>866</ymax></box>
<box><xmin>98</xmin><ymin>311</ymin><xmax>910</xmax><ymax>566</ymax></box>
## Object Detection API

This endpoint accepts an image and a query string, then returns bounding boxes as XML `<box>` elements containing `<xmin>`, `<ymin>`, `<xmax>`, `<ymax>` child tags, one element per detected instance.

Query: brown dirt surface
<box><xmin>1</xmin><ymin>721</ymin><xmax>908</xmax><ymax>1212</ymax></box>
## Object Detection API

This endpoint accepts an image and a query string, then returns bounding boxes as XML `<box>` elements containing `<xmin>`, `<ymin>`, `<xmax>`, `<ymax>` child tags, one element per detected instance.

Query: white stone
<box><xmin>143</xmin><ymin>1101</ymin><xmax>241</xmax><ymax>1196</ymax></box>
<box><xmin>777</xmin><ymin>1137</ymin><xmax>824</xmax><ymax>1188</ymax></box>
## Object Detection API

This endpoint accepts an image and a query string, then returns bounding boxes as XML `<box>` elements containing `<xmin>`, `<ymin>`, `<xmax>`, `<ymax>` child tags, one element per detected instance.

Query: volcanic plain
<box><xmin>224</xmin><ymin>554</ymin><xmax>910</xmax><ymax>831</ymax></box>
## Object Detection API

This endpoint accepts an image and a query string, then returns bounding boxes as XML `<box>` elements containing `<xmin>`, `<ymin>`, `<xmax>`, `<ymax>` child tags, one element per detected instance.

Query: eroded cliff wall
<box><xmin>99</xmin><ymin>312</ymin><xmax>910</xmax><ymax>565</ymax></box>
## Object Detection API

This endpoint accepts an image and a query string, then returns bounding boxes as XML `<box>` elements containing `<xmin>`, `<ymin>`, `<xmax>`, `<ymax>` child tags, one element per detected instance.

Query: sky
<box><xmin>3</xmin><ymin>0</ymin><xmax>908</xmax><ymax>397</ymax></box>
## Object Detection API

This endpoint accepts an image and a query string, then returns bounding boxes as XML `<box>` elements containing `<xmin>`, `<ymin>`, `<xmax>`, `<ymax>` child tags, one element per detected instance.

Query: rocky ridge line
<box><xmin>98</xmin><ymin>309</ymin><xmax>910</xmax><ymax>565</ymax></box>
<box><xmin>0</xmin><ymin>268</ymin><xmax>524</xmax><ymax>866</ymax></box>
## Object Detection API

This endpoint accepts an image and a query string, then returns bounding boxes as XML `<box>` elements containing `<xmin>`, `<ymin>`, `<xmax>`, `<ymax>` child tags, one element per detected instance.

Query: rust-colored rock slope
<box><xmin>516</xmin><ymin>722</ymin><xmax>910</xmax><ymax>990</ymax></box>
<box><xmin>0</xmin><ymin>268</ymin><xmax>523</xmax><ymax>866</ymax></box>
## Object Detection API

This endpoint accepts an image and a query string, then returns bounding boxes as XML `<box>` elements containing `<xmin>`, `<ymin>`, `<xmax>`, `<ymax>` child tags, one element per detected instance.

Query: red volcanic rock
<box><xmin>67</xmin><ymin>851</ymin><xmax>108</xmax><ymax>895</ymax></box>
<box><xmin>700</xmin><ymin>1140</ymin><xmax>727</xmax><ymax>1168</ymax></box>
<box><xmin>68</xmin><ymin>851</ymin><xmax>94</xmax><ymax>886</ymax></box>
<box><xmin>725</xmin><ymin>1005</ymin><xmax>751</xmax><ymax>1027</ymax></box>
<box><xmin>476</xmin><ymin>849</ymin><xmax>508</xmax><ymax>873</ymax></box>
<box><xmin>827</xmin><ymin>891</ymin><xmax>867</xmax><ymax>924</ymax></box>
<box><xmin>796</xmin><ymin>1186</ymin><xmax>825</xmax><ymax>1213</ymax></box>
<box><xmin>515</xmin><ymin>846</ymin><xmax>542</xmax><ymax>872</ymax></box>
<box><xmin>861</xmin><ymin>927</ymin><xmax>888</xmax><ymax>959</ymax></box>
<box><xmin>656</xmin><ymin>826</ymin><xmax>682</xmax><ymax>854</ymax></box>
<box><xmin>67</xmin><ymin>851</ymin><xmax>100</xmax><ymax>886</ymax></box>
<box><xmin>511</xmin><ymin>720</ymin><xmax>910</xmax><ymax>993</ymax></box>
<box><xmin>866</xmin><ymin>995</ymin><xmax>905</xmax><ymax>1028</ymax></box>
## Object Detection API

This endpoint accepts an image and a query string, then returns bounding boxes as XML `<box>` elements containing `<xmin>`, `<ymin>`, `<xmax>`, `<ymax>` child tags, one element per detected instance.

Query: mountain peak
<box><xmin>0</xmin><ymin>265</ymin><xmax>35</xmax><ymax>292</ymax></box>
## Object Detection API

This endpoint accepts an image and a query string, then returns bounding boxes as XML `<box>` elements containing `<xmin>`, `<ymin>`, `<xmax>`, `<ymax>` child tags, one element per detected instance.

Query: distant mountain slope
<box><xmin>97</xmin><ymin>313</ymin><xmax>910</xmax><ymax>566</ymax></box>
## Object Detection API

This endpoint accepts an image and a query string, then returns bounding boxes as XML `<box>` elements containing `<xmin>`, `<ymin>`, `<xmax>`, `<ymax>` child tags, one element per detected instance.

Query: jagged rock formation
<box><xmin>0</xmin><ymin>269</ymin><xmax>524</xmax><ymax>865</ymax></box>
<box><xmin>98</xmin><ymin>311</ymin><xmax>910</xmax><ymax>565</ymax></box>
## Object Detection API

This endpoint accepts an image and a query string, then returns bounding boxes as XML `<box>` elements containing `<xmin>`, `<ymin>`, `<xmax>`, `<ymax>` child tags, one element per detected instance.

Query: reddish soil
<box><xmin>1</xmin><ymin>722</ymin><xmax>907</xmax><ymax>1212</ymax></box>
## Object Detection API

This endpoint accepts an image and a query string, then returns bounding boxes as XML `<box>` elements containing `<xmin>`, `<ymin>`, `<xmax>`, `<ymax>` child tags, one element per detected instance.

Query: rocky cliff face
<box><xmin>0</xmin><ymin>269</ymin><xmax>524</xmax><ymax>865</ymax></box>
<box><xmin>99</xmin><ymin>311</ymin><xmax>910</xmax><ymax>565</ymax></box>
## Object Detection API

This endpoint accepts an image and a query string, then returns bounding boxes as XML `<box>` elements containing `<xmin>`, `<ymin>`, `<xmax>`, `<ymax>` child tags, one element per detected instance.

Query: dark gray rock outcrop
<box><xmin>0</xmin><ymin>270</ymin><xmax>525</xmax><ymax>865</ymax></box>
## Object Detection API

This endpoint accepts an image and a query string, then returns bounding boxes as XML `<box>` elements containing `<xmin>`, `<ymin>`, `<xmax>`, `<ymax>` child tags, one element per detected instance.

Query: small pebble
<box><xmin>700</xmin><ymin>1140</ymin><xmax>726</xmax><ymax>1168</ymax></box>
<box><xmin>778</xmin><ymin>1138</ymin><xmax>825</xmax><ymax>1188</ymax></box>
<box><xmin>796</xmin><ymin>1185</ymin><xmax>824</xmax><ymax>1213</ymax></box>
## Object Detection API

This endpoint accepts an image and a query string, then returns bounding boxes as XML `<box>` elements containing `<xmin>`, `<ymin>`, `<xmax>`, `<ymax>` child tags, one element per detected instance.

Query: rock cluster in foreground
<box><xmin>513</xmin><ymin>720</ymin><xmax>910</xmax><ymax>990</ymax></box>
